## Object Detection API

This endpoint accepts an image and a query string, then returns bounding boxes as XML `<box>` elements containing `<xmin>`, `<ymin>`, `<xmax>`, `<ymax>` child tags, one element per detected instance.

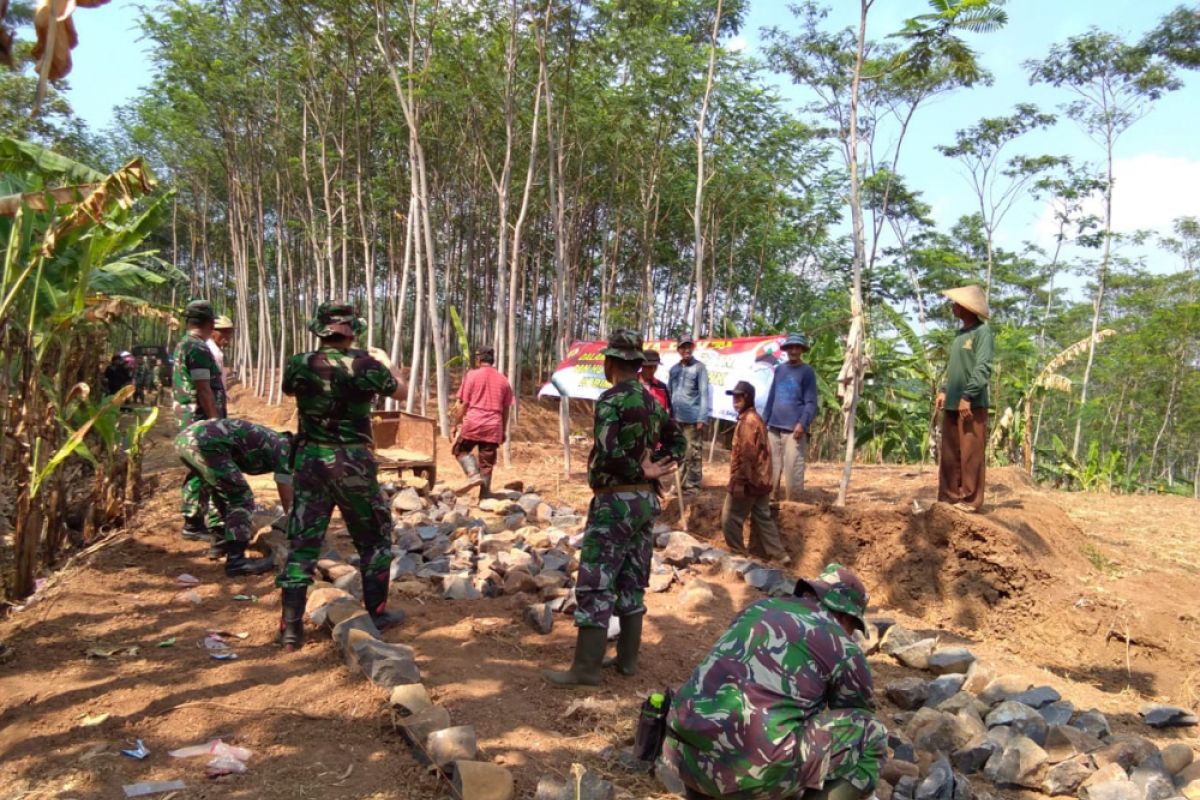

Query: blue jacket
<box><xmin>668</xmin><ymin>358</ymin><xmax>710</xmax><ymax>424</ymax></box>
<box><xmin>763</xmin><ymin>362</ymin><xmax>818</xmax><ymax>432</ymax></box>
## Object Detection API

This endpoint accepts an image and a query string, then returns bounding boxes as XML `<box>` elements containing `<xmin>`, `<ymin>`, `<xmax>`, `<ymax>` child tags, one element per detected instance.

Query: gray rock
<box><xmin>347</xmin><ymin>635</ymin><xmax>421</xmax><ymax>690</ymax></box>
<box><xmin>724</xmin><ymin>557</ymin><xmax>759</xmax><ymax>576</ymax></box>
<box><xmin>907</xmin><ymin>708</ymin><xmax>976</xmax><ymax>756</ymax></box>
<box><xmin>1046</xmin><ymin>724</ymin><xmax>1103</xmax><ymax>764</ymax></box>
<box><xmin>1094</xmin><ymin>736</ymin><xmax>1160</xmax><ymax>772</ymax></box>
<box><xmin>648</xmin><ymin>571</ymin><xmax>675</xmax><ymax>593</ymax></box>
<box><xmin>503</xmin><ymin>512</ymin><xmax>526</xmax><ymax>531</ymax></box>
<box><xmin>524</xmin><ymin>603</ymin><xmax>554</xmax><ymax>635</ymax></box>
<box><xmin>987</xmin><ymin>701</ymin><xmax>1044</xmax><ymax>729</ymax></box>
<box><xmin>661</xmin><ymin>531</ymin><xmax>705</xmax><ymax>566</ymax></box>
<box><xmin>333</xmin><ymin>570</ymin><xmax>363</xmax><ymax>599</ymax></box>
<box><xmin>889</xmin><ymin>732</ymin><xmax>917</xmax><ymax>763</ymax></box>
<box><xmin>887</xmin><ymin>678</ymin><xmax>931</xmax><ymax>711</ymax></box>
<box><xmin>1041</xmin><ymin>700</ymin><xmax>1076</xmax><ymax>727</ymax></box>
<box><xmin>517</xmin><ymin>493</ymin><xmax>543</xmax><ymax>515</ymax></box>
<box><xmin>442</xmin><ymin>575</ymin><xmax>482</xmax><ymax>601</ymax></box>
<box><xmin>744</xmin><ymin>567</ymin><xmax>788</xmax><ymax>592</ymax></box>
<box><xmin>938</xmin><ymin>692</ymin><xmax>989</xmax><ymax>718</ymax></box>
<box><xmin>1131</xmin><ymin>763</ymin><xmax>1177</xmax><ymax>800</ymax></box>
<box><xmin>928</xmin><ymin>648</ymin><xmax>976</xmax><ymax>676</ymax></box>
<box><xmin>699</xmin><ymin>547</ymin><xmax>729</xmax><ymax>565</ymax></box>
<box><xmin>894</xmin><ymin>775</ymin><xmax>919</xmax><ymax>800</ymax></box>
<box><xmin>926</xmin><ymin>674</ymin><xmax>967</xmax><ymax>708</ymax></box>
<box><xmin>917</xmin><ymin>757</ymin><xmax>955</xmax><ymax>800</ymax></box>
<box><xmin>541</xmin><ymin>549</ymin><xmax>573</xmax><ymax>574</ymax></box>
<box><xmin>389</xmin><ymin>683</ymin><xmax>433</xmax><ymax>717</ymax></box>
<box><xmin>477</xmin><ymin>498</ymin><xmax>507</xmax><ymax>512</ymax></box>
<box><xmin>962</xmin><ymin>661</ymin><xmax>993</xmax><ymax>695</ymax></box>
<box><xmin>1084</xmin><ymin>777</ymin><xmax>1142</xmax><ymax>800</ymax></box>
<box><xmin>1043</xmin><ymin>757</ymin><xmax>1096</xmax><ymax>796</ymax></box>
<box><xmin>1141</xmin><ymin>704</ymin><xmax>1199</xmax><ymax>729</ymax></box>
<box><xmin>984</xmin><ymin>735</ymin><xmax>1049</xmax><ymax>788</ymax></box>
<box><xmin>1009</xmin><ymin>686</ymin><xmax>1062</xmax><ymax>710</ymax></box>
<box><xmin>426</xmin><ymin>725</ymin><xmax>478</xmax><ymax>771</ymax></box>
<box><xmin>399</xmin><ymin>706</ymin><xmax>452</xmax><ymax>748</ymax></box>
<box><xmin>1072</xmin><ymin>709</ymin><xmax>1113</xmax><ymax>740</ymax></box>
<box><xmin>394</xmin><ymin>528</ymin><xmax>424</xmax><ymax>552</ymax></box>
<box><xmin>952</xmin><ymin>737</ymin><xmax>1000</xmax><ymax>775</ymax></box>
<box><xmin>951</xmin><ymin>771</ymin><xmax>973</xmax><ymax>800</ymax></box>
<box><xmin>416</xmin><ymin>525</ymin><xmax>444</xmax><ymax>541</ymax></box>
<box><xmin>955</xmin><ymin>708</ymin><xmax>988</xmax><ymax>743</ymax></box>
<box><xmin>1159</xmin><ymin>743</ymin><xmax>1193</xmax><ymax>776</ymax></box>
<box><xmin>417</xmin><ymin>557</ymin><xmax>452</xmax><ymax>579</ymax></box>
<box><xmin>656</xmin><ymin>758</ymin><xmax>687</xmax><ymax>797</ymax></box>
<box><xmin>390</xmin><ymin>554</ymin><xmax>421</xmax><ymax>581</ymax></box>
<box><xmin>979</xmin><ymin>675</ymin><xmax>1033</xmax><ymax>706</ymax></box>
<box><xmin>892</xmin><ymin>638</ymin><xmax>938</xmax><ymax>670</ymax></box>
<box><xmin>881</xmin><ymin>625</ymin><xmax>926</xmax><ymax>655</ymax></box>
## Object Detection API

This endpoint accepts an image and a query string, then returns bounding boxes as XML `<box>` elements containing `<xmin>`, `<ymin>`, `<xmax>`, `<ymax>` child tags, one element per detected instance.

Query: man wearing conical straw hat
<box><xmin>935</xmin><ymin>285</ymin><xmax>994</xmax><ymax>512</ymax></box>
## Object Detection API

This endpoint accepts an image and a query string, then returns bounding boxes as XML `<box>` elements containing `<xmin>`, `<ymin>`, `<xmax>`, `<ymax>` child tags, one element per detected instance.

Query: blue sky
<box><xmin>61</xmin><ymin>0</ymin><xmax>1199</xmax><ymax>285</ymax></box>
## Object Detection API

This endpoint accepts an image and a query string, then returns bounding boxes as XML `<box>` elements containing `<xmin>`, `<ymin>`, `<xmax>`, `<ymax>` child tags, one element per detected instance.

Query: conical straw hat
<box><xmin>940</xmin><ymin>285</ymin><xmax>990</xmax><ymax>319</ymax></box>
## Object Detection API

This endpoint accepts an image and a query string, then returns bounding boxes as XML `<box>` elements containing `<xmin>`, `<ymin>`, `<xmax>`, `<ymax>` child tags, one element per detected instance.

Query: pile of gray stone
<box><xmin>874</xmin><ymin>625</ymin><xmax>1199</xmax><ymax>800</ymax></box>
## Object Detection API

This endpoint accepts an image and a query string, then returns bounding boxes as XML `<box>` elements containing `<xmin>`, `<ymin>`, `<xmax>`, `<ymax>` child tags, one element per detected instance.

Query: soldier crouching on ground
<box><xmin>664</xmin><ymin>564</ymin><xmax>886</xmax><ymax>800</ymax></box>
<box><xmin>543</xmin><ymin>330</ymin><xmax>685</xmax><ymax>687</ymax></box>
<box><xmin>275</xmin><ymin>302</ymin><xmax>407</xmax><ymax>652</ymax></box>
<box><xmin>174</xmin><ymin>419</ymin><xmax>291</xmax><ymax>578</ymax></box>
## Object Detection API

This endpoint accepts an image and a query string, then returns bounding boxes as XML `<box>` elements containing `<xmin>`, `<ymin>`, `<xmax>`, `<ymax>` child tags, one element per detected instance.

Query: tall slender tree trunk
<box><xmin>691</xmin><ymin>0</ymin><xmax>722</xmax><ymax>339</ymax></box>
<box><xmin>1072</xmin><ymin>136</ymin><xmax>1115</xmax><ymax>459</ymax></box>
<box><xmin>835</xmin><ymin>0</ymin><xmax>871</xmax><ymax>509</ymax></box>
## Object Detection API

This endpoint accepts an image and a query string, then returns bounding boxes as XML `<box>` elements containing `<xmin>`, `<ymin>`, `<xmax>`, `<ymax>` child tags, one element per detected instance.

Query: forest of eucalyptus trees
<box><xmin>4</xmin><ymin>0</ymin><xmax>1199</xmax><ymax>498</ymax></box>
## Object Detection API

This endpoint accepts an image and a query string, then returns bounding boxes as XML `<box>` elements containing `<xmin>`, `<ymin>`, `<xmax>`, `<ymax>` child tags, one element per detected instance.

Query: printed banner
<box><xmin>538</xmin><ymin>336</ymin><xmax>791</xmax><ymax>422</ymax></box>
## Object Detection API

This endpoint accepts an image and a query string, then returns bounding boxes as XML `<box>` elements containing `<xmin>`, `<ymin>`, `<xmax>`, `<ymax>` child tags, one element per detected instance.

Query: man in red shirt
<box><xmin>639</xmin><ymin>350</ymin><xmax>671</xmax><ymax>414</ymax></box>
<box><xmin>451</xmin><ymin>346</ymin><xmax>514</xmax><ymax>501</ymax></box>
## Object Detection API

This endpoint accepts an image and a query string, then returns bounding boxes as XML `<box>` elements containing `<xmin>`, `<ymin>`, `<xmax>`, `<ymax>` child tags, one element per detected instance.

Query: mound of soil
<box><xmin>668</xmin><ymin>466</ymin><xmax>1090</xmax><ymax>636</ymax></box>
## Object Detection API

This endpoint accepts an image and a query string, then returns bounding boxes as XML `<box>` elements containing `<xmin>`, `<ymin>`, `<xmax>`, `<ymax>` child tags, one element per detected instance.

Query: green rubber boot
<box><xmin>602</xmin><ymin>613</ymin><xmax>644</xmax><ymax>675</ymax></box>
<box><xmin>543</xmin><ymin>626</ymin><xmax>606</xmax><ymax>687</ymax></box>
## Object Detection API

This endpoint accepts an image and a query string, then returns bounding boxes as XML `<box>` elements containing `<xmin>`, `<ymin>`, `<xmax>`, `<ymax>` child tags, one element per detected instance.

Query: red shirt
<box><xmin>641</xmin><ymin>375</ymin><xmax>671</xmax><ymax>415</ymax></box>
<box><xmin>458</xmin><ymin>365</ymin><xmax>514</xmax><ymax>443</ymax></box>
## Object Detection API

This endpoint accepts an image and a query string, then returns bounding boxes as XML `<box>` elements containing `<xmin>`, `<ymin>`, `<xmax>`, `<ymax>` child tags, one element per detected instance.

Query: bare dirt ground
<box><xmin>1</xmin><ymin>394</ymin><xmax>1197</xmax><ymax>799</ymax></box>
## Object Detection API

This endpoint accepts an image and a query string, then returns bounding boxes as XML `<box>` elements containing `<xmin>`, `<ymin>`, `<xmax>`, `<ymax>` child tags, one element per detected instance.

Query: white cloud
<box><xmin>728</xmin><ymin>35</ymin><xmax>748</xmax><ymax>53</ymax></box>
<box><xmin>1035</xmin><ymin>154</ymin><xmax>1200</xmax><ymax>243</ymax></box>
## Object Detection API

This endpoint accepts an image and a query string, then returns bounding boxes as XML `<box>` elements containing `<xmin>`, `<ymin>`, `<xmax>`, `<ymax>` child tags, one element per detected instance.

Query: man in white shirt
<box><xmin>209</xmin><ymin>315</ymin><xmax>235</xmax><ymax>388</ymax></box>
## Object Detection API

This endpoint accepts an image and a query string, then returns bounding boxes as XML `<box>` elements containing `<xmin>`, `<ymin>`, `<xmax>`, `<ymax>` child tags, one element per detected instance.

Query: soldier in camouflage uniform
<box><xmin>172</xmin><ymin>301</ymin><xmax>228</xmax><ymax>544</ymax></box>
<box><xmin>275</xmin><ymin>302</ymin><xmax>407</xmax><ymax>652</ymax></box>
<box><xmin>664</xmin><ymin>564</ymin><xmax>886</xmax><ymax>800</ymax></box>
<box><xmin>175</xmin><ymin>419</ymin><xmax>291</xmax><ymax>577</ymax></box>
<box><xmin>543</xmin><ymin>330</ymin><xmax>685</xmax><ymax>687</ymax></box>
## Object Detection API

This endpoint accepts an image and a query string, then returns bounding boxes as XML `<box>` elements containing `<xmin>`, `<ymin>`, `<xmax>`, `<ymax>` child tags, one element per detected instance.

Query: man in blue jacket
<box><xmin>668</xmin><ymin>335</ymin><xmax>710</xmax><ymax>494</ymax></box>
<box><xmin>763</xmin><ymin>333</ymin><xmax>818</xmax><ymax>501</ymax></box>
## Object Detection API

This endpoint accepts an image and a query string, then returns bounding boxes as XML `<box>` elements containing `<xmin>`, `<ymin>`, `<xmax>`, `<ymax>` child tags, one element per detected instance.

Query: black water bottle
<box><xmin>633</xmin><ymin>689</ymin><xmax>673</xmax><ymax>762</ymax></box>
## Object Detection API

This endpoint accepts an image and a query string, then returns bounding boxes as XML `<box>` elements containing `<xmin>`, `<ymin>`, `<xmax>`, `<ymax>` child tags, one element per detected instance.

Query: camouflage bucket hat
<box><xmin>308</xmin><ymin>301</ymin><xmax>367</xmax><ymax>338</ymax></box>
<box><xmin>213</xmin><ymin>315</ymin><xmax>235</xmax><ymax>330</ymax></box>
<box><xmin>184</xmin><ymin>300</ymin><xmax>216</xmax><ymax>322</ymax></box>
<box><xmin>795</xmin><ymin>562</ymin><xmax>869</xmax><ymax>633</ymax></box>
<box><xmin>603</xmin><ymin>329</ymin><xmax>645</xmax><ymax>362</ymax></box>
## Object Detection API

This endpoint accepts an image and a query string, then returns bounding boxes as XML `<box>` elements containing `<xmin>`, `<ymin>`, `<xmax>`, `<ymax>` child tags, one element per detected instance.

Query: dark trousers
<box><xmin>939</xmin><ymin>408</ymin><xmax>989</xmax><ymax>510</ymax></box>
<box><xmin>452</xmin><ymin>438</ymin><xmax>499</xmax><ymax>475</ymax></box>
<box><xmin>722</xmin><ymin>493</ymin><xmax>788</xmax><ymax>560</ymax></box>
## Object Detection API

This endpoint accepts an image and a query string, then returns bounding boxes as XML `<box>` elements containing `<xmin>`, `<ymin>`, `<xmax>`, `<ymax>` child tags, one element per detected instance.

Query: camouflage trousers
<box><xmin>574</xmin><ymin>490</ymin><xmax>659</xmax><ymax>629</ymax></box>
<box><xmin>180</xmin><ymin>469</ymin><xmax>222</xmax><ymax>536</ymax></box>
<box><xmin>664</xmin><ymin>708</ymin><xmax>887</xmax><ymax>800</ymax></box>
<box><xmin>175</xmin><ymin>430</ymin><xmax>254</xmax><ymax>544</ymax></box>
<box><xmin>276</xmin><ymin>442</ymin><xmax>393</xmax><ymax>590</ymax></box>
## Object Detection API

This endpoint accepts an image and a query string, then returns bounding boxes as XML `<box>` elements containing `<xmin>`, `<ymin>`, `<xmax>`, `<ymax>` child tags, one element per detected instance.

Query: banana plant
<box><xmin>1</xmin><ymin>137</ymin><xmax>177</xmax><ymax>600</ymax></box>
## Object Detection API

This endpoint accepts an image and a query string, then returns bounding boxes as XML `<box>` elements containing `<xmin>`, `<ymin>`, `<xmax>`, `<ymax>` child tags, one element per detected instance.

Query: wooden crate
<box><xmin>371</xmin><ymin>409</ymin><xmax>438</xmax><ymax>488</ymax></box>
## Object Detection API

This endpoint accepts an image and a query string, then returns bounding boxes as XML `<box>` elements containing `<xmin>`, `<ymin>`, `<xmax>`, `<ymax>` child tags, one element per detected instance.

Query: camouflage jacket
<box><xmin>588</xmin><ymin>378</ymin><xmax>686</xmax><ymax>490</ymax></box>
<box><xmin>282</xmin><ymin>345</ymin><xmax>398</xmax><ymax>446</ymax></box>
<box><xmin>183</xmin><ymin>418</ymin><xmax>292</xmax><ymax>481</ymax></box>
<box><xmin>667</xmin><ymin>596</ymin><xmax>876</xmax><ymax>795</ymax></box>
<box><xmin>172</xmin><ymin>332</ymin><xmax>227</xmax><ymax>428</ymax></box>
